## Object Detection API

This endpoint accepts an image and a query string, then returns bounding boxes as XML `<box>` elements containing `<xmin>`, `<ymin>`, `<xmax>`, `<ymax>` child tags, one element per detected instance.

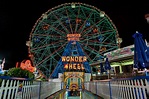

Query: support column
<box><xmin>119</xmin><ymin>65</ymin><xmax>123</xmax><ymax>73</ymax></box>
<box><xmin>113</xmin><ymin>67</ymin><xmax>116</xmax><ymax>74</ymax></box>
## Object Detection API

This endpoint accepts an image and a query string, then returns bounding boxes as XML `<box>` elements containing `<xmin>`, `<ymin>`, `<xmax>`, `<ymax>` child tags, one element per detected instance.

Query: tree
<box><xmin>6</xmin><ymin>67</ymin><xmax>34</xmax><ymax>79</ymax></box>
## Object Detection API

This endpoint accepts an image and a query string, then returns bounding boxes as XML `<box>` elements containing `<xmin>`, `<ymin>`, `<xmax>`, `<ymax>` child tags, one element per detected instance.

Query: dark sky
<box><xmin>0</xmin><ymin>0</ymin><xmax>149</xmax><ymax>69</ymax></box>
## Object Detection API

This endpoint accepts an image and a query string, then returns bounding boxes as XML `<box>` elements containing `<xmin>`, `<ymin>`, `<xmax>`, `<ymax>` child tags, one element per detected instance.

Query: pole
<box><xmin>38</xmin><ymin>81</ymin><xmax>41</xmax><ymax>99</ymax></box>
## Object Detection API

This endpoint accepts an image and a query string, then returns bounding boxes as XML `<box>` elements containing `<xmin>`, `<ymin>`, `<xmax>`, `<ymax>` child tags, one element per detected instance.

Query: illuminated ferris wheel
<box><xmin>27</xmin><ymin>2</ymin><xmax>121</xmax><ymax>78</ymax></box>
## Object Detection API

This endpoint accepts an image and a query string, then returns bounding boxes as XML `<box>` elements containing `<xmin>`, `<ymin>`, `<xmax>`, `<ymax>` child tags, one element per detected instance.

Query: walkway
<box><xmin>46</xmin><ymin>90</ymin><xmax>104</xmax><ymax>99</ymax></box>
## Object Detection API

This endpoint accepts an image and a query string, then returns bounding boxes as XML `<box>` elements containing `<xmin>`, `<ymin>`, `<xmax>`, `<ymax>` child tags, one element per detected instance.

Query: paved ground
<box><xmin>46</xmin><ymin>90</ymin><xmax>104</xmax><ymax>99</ymax></box>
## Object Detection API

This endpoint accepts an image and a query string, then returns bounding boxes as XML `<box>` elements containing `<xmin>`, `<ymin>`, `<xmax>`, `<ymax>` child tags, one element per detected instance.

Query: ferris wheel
<box><xmin>27</xmin><ymin>2</ymin><xmax>121</xmax><ymax>78</ymax></box>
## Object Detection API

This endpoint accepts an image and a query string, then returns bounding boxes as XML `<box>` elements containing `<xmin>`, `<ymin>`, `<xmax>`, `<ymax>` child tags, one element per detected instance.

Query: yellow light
<box><xmin>62</xmin><ymin>56</ymin><xmax>87</xmax><ymax>62</ymax></box>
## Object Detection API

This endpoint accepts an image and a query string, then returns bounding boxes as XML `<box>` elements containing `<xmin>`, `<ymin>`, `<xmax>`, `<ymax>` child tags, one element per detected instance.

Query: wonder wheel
<box><xmin>27</xmin><ymin>2</ymin><xmax>121</xmax><ymax>78</ymax></box>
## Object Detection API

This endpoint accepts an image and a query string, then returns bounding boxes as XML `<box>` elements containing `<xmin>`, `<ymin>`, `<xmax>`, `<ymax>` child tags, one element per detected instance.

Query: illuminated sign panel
<box><xmin>62</xmin><ymin>56</ymin><xmax>86</xmax><ymax>70</ymax></box>
<box><xmin>64</xmin><ymin>64</ymin><xmax>84</xmax><ymax>70</ymax></box>
<box><xmin>62</xmin><ymin>56</ymin><xmax>87</xmax><ymax>62</ymax></box>
<box><xmin>67</xmin><ymin>34</ymin><xmax>81</xmax><ymax>41</ymax></box>
<box><xmin>104</xmin><ymin>45</ymin><xmax>134</xmax><ymax>61</ymax></box>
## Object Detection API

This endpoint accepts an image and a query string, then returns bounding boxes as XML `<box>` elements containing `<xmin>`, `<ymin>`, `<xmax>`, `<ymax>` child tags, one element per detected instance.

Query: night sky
<box><xmin>0</xmin><ymin>0</ymin><xmax>149</xmax><ymax>69</ymax></box>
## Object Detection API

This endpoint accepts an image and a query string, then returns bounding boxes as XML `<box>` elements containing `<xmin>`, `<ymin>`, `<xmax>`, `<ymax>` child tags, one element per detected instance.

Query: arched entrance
<box><xmin>64</xmin><ymin>72</ymin><xmax>84</xmax><ymax>91</ymax></box>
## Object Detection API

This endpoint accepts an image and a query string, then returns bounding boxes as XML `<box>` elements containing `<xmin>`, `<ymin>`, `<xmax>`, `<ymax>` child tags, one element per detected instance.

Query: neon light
<box><xmin>67</xmin><ymin>34</ymin><xmax>81</xmax><ymax>41</ymax></box>
<box><xmin>64</xmin><ymin>64</ymin><xmax>85</xmax><ymax>70</ymax></box>
<box><xmin>62</xmin><ymin>56</ymin><xmax>87</xmax><ymax>62</ymax></box>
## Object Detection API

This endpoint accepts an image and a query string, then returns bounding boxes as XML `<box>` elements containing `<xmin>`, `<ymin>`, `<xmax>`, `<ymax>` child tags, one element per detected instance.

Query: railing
<box><xmin>0</xmin><ymin>76</ymin><xmax>62</xmax><ymax>99</ymax></box>
<box><xmin>2</xmin><ymin>75</ymin><xmax>149</xmax><ymax>99</ymax></box>
<box><xmin>84</xmin><ymin>76</ymin><xmax>149</xmax><ymax>99</ymax></box>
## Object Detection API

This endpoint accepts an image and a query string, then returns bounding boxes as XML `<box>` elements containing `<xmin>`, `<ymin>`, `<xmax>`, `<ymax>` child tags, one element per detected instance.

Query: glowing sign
<box><xmin>64</xmin><ymin>64</ymin><xmax>85</xmax><ymax>70</ymax></box>
<box><xmin>16</xmin><ymin>60</ymin><xmax>36</xmax><ymax>73</ymax></box>
<box><xmin>62</xmin><ymin>56</ymin><xmax>86</xmax><ymax>70</ymax></box>
<box><xmin>62</xmin><ymin>56</ymin><xmax>87</xmax><ymax>62</ymax></box>
<box><xmin>67</xmin><ymin>34</ymin><xmax>81</xmax><ymax>41</ymax></box>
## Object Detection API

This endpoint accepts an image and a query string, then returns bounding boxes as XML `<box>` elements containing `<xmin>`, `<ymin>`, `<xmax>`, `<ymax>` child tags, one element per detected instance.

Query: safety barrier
<box><xmin>84</xmin><ymin>76</ymin><xmax>149</xmax><ymax>99</ymax></box>
<box><xmin>2</xmin><ymin>75</ymin><xmax>149</xmax><ymax>99</ymax></box>
<box><xmin>0</xmin><ymin>76</ymin><xmax>62</xmax><ymax>99</ymax></box>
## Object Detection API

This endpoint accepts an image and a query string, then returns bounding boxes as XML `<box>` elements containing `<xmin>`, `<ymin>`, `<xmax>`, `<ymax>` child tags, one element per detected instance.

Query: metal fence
<box><xmin>2</xmin><ymin>75</ymin><xmax>149</xmax><ymax>99</ymax></box>
<box><xmin>84</xmin><ymin>76</ymin><xmax>149</xmax><ymax>99</ymax></box>
<box><xmin>0</xmin><ymin>76</ymin><xmax>62</xmax><ymax>99</ymax></box>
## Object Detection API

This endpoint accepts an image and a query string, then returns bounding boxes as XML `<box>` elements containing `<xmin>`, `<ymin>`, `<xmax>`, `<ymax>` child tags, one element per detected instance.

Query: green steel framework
<box><xmin>28</xmin><ymin>2</ymin><xmax>120</xmax><ymax>78</ymax></box>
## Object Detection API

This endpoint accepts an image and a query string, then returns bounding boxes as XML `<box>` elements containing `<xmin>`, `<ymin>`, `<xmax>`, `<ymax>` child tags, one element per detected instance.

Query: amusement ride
<box><xmin>26</xmin><ymin>2</ymin><xmax>121</xmax><ymax>92</ymax></box>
